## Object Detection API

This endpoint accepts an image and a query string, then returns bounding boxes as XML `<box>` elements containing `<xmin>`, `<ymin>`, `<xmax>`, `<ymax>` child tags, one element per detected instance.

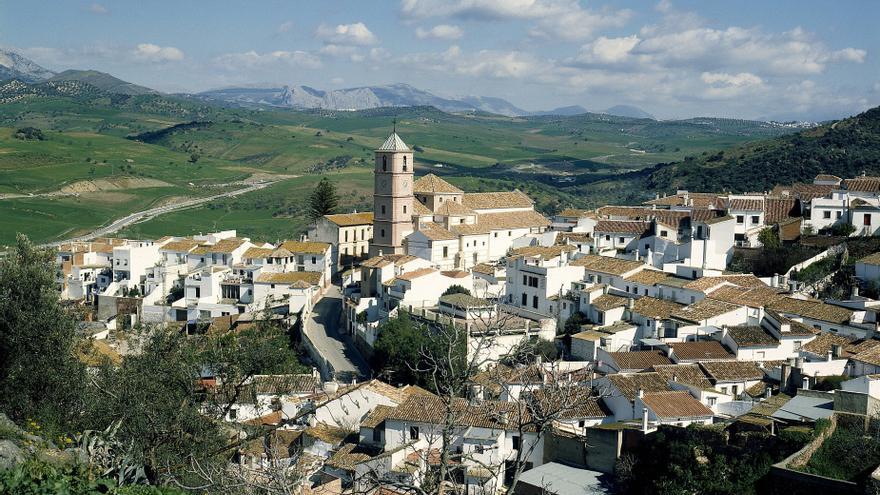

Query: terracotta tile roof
<box><xmin>414</xmin><ymin>222</ymin><xmax>457</xmax><ymax>241</ymax></box>
<box><xmin>160</xmin><ymin>239</ymin><xmax>201</xmax><ymax>252</ymax></box>
<box><xmin>242</xmin><ymin>247</ymin><xmax>274</xmax><ymax>259</ymax></box>
<box><xmin>764</xmin><ymin>198</ymin><xmax>800</xmax><ymax>223</ymax></box>
<box><xmin>558</xmin><ymin>208</ymin><xmax>595</xmax><ymax>218</ymax></box>
<box><xmin>324</xmin><ymin>212</ymin><xmax>374</xmax><ymax>227</ymax></box>
<box><xmin>671</xmin><ymin>299</ymin><xmax>741</xmax><ymax>323</ymax></box>
<box><xmin>858</xmin><ymin>252</ymin><xmax>880</xmax><ymax>265</ymax></box>
<box><xmin>684</xmin><ymin>274</ymin><xmax>766</xmax><ymax>292</ymax></box>
<box><xmin>644</xmin><ymin>193</ymin><xmax>726</xmax><ymax>208</ymax></box>
<box><xmin>255</xmin><ymin>271</ymin><xmax>322</xmax><ymax>286</ymax></box>
<box><xmin>590</xmin><ymin>294</ymin><xmax>629</xmax><ymax>311</ymax></box>
<box><xmin>851</xmin><ymin>345</ymin><xmax>880</xmax><ymax>367</ymax></box>
<box><xmin>699</xmin><ymin>361</ymin><xmax>764</xmax><ymax>382</ymax></box>
<box><xmin>386</xmin><ymin>394</ymin><xmax>534</xmax><ymax>431</ymax></box>
<box><xmin>510</xmin><ymin>245</ymin><xmax>576</xmax><ymax>260</ymax></box>
<box><xmin>439</xmin><ymin>293</ymin><xmax>491</xmax><ymax>308</ymax></box>
<box><xmin>413</xmin><ymin>200</ymin><xmax>433</xmax><ymax>215</ymax></box>
<box><xmin>815</xmin><ymin>174</ymin><xmax>842</xmax><ymax>183</ymax></box>
<box><xmin>606</xmin><ymin>372</ymin><xmax>671</xmax><ymax>401</ymax></box>
<box><xmin>802</xmin><ymin>332</ymin><xmax>860</xmax><ymax>357</ymax></box>
<box><xmin>763</xmin><ymin>309</ymin><xmax>820</xmax><ymax>337</ymax></box>
<box><xmin>594</xmin><ymin>220</ymin><xmax>651</xmax><ymax>235</ymax></box>
<box><xmin>434</xmin><ymin>201</ymin><xmax>475</xmax><ymax>216</ymax></box>
<box><xmin>844</xmin><ymin>177</ymin><xmax>880</xmax><ymax>193</ymax></box>
<box><xmin>632</xmin><ymin>296</ymin><xmax>684</xmax><ymax>320</ymax></box>
<box><xmin>462</xmin><ymin>191</ymin><xmax>534</xmax><ymax>210</ymax></box>
<box><xmin>851</xmin><ymin>198</ymin><xmax>880</xmax><ymax>210</ymax></box>
<box><xmin>556</xmin><ymin>232</ymin><xmax>593</xmax><ymax>244</ymax></box>
<box><xmin>361</xmin><ymin>254</ymin><xmax>419</xmax><ymax>268</ymax></box>
<box><xmin>441</xmin><ymin>270</ymin><xmax>469</xmax><ymax>279</ymax></box>
<box><xmin>571</xmin><ymin>255</ymin><xmax>646</xmax><ymax>276</ymax></box>
<box><xmin>471</xmin><ymin>263</ymin><xmax>497</xmax><ymax>275</ymax></box>
<box><xmin>413</xmin><ymin>173</ymin><xmax>463</xmax><ymax>194</ymax></box>
<box><xmin>625</xmin><ymin>270</ymin><xmax>674</xmax><ymax>286</ymax></box>
<box><xmin>608</xmin><ymin>350</ymin><xmax>674</xmax><ymax>371</ymax></box>
<box><xmin>652</xmin><ymin>364</ymin><xmax>713</xmax><ymax>389</ymax></box>
<box><xmin>642</xmin><ymin>391</ymin><xmax>713</xmax><ymax>418</ymax></box>
<box><xmin>772</xmin><ymin>183</ymin><xmax>834</xmax><ymax>201</ymax></box>
<box><xmin>669</xmin><ymin>341</ymin><xmax>734</xmax><ymax>361</ymax></box>
<box><xmin>450</xmin><ymin>210</ymin><xmax>549</xmax><ymax>234</ymax></box>
<box><xmin>708</xmin><ymin>285</ymin><xmax>786</xmax><ymax>307</ymax></box>
<box><xmin>325</xmin><ymin>443</ymin><xmax>375</xmax><ymax>471</ymax></box>
<box><xmin>767</xmin><ymin>297</ymin><xmax>853</xmax><ymax>325</ymax></box>
<box><xmin>596</xmin><ymin>205</ymin><xmax>652</xmax><ymax>218</ymax></box>
<box><xmin>527</xmin><ymin>387</ymin><xmax>609</xmax><ymax>419</ymax></box>
<box><xmin>192</xmin><ymin>237</ymin><xmax>247</xmax><ymax>255</ymax></box>
<box><xmin>360</xmin><ymin>405</ymin><xmax>396</xmax><ymax>429</ymax></box>
<box><xmin>304</xmin><ymin>423</ymin><xmax>351</xmax><ymax>445</ymax></box>
<box><xmin>728</xmin><ymin>198</ymin><xmax>763</xmax><ymax>211</ymax></box>
<box><xmin>727</xmin><ymin>326</ymin><xmax>779</xmax><ymax>347</ymax></box>
<box><xmin>396</xmin><ymin>267</ymin><xmax>437</xmax><ymax>281</ymax></box>
<box><xmin>280</xmin><ymin>240</ymin><xmax>331</xmax><ymax>255</ymax></box>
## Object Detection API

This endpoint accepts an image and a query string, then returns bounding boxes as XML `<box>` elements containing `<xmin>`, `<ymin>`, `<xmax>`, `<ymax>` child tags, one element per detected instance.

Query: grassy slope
<box><xmin>0</xmin><ymin>83</ymin><xmax>801</xmax><ymax>244</ymax></box>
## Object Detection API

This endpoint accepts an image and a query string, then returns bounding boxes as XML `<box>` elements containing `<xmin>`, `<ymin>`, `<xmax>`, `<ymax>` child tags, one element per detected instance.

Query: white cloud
<box><xmin>701</xmin><ymin>71</ymin><xmax>763</xmax><ymax>87</ymax></box>
<box><xmin>415</xmin><ymin>24</ymin><xmax>463</xmax><ymax>40</ymax></box>
<box><xmin>214</xmin><ymin>50</ymin><xmax>321</xmax><ymax>70</ymax></box>
<box><xmin>400</xmin><ymin>0</ymin><xmax>631</xmax><ymax>41</ymax></box>
<box><xmin>89</xmin><ymin>3</ymin><xmax>109</xmax><ymax>15</ymax></box>
<box><xmin>319</xmin><ymin>44</ymin><xmax>358</xmax><ymax>57</ymax></box>
<box><xmin>577</xmin><ymin>35</ymin><xmax>640</xmax><ymax>64</ymax></box>
<box><xmin>315</xmin><ymin>22</ymin><xmax>377</xmax><ymax>46</ymax></box>
<box><xmin>831</xmin><ymin>47</ymin><xmax>867</xmax><ymax>63</ymax></box>
<box><xmin>399</xmin><ymin>45</ymin><xmax>553</xmax><ymax>81</ymax></box>
<box><xmin>133</xmin><ymin>43</ymin><xmax>184</xmax><ymax>62</ymax></box>
<box><xmin>277</xmin><ymin>21</ymin><xmax>294</xmax><ymax>34</ymax></box>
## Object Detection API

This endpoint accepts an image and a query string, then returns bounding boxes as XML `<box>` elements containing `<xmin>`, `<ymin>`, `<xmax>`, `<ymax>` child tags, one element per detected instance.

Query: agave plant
<box><xmin>75</xmin><ymin>421</ymin><xmax>147</xmax><ymax>485</ymax></box>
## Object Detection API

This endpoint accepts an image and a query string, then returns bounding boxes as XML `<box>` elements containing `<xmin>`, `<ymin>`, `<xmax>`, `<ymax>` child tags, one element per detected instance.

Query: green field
<box><xmin>0</xmin><ymin>81</ymin><xmax>802</xmax><ymax>245</ymax></box>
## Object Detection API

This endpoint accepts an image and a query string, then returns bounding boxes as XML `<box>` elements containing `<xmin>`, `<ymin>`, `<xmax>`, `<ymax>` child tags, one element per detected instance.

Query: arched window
<box><xmin>382</xmin><ymin>155</ymin><xmax>387</xmax><ymax>171</ymax></box>
<box><xmin>403</xmin><ymin>205</ymin><xmax>407</xmax><ymax>214</ymax></box>
<box><xmin>381</xmin><ymin>229</ymin><xmax>385</xmax><ymax>238</ymax></box>
<box><xmin>381</xmin><ymin>205</ymin><xmax>386</xmax><ymax>214</ymax></box>
<box><xmin>403</xmin><ymin>156</ymin><xmax>408</xmax><ymax>171</ymax></box>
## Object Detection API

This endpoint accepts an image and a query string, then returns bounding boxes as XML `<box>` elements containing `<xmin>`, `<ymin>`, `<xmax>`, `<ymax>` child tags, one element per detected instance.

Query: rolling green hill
<box><xmin>0</xmin><ymin>77</ymin><xmax>804</xmax><ymax>245</ymax></box>
<box><xmin>645</xmin><ymin>106</ymin><xmax>880</xmax><ymax>192</ymax></box>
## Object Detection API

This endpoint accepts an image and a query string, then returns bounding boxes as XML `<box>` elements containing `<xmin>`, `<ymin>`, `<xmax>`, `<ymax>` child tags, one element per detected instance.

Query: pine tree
<box><xmin>308</xmin><ymin>177</ymin><xmax>339</xmax><ymax>220</ymax></box>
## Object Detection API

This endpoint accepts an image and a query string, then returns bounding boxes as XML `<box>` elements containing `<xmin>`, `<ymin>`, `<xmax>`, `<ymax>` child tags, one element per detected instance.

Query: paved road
<box><xmin>304</xmin><ymin>284</ymin><xmax>370</xmax><ymax>382</ymax></box>
<box><xmin>42</xmin><ymin>180</ymin><xmax>280</xmax><ymax>248</ymax></box>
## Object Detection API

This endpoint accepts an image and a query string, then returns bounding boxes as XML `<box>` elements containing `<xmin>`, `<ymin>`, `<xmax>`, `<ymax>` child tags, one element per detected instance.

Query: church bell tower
<box><xmin>370</xmin><ymin>126</ymin><xmax>414</xmax><ymax>256</ymax></box>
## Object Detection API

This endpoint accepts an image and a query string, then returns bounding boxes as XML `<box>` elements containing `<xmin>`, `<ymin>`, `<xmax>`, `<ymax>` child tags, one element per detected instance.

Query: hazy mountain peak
<box><xmin>604</xmin><ymin>104</ymin><xmax>654</xmax><ymax>120</ymax></box>
<box><xmin>0</xmin><ymin>49</ymin><xmax>56</xmax><ymax>83</ymax></box>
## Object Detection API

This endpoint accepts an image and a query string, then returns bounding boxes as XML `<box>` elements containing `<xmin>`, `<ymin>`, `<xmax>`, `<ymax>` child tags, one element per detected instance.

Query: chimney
<box><xmin>764</xmin><ymin>386</ymin><xmax>772</xmax><ymax>399</ymax></box>
<box><xmin>642</xmin><ymin>407</ymin><xmax>649</xmax><ymax>433</ymax></box>
<box><xmin>827</xmin><ymin>349</ymin><xmax>833</xmax><ymax>362</ymax></box>
<box><xmin>831</xmin><ymin>344</ymin><xmax>842</xmax><ymax>358</ymax></box>
<box><xmin>721</xmin><ymin>325</ymin><xmax>729</xmax><ymax>340</ymax></box>
<box><xmin>378</xmin><ymin>249</ymin><xmax>383</xmax><ymax>257</ymax></box>
<box><xmin>637</xmin><ymin>388</ymin><xmax>644</xmax><ymax>399</ymax></box>
<box><xmin>602</xmin><ymin>285</ymin><xmax>609</xmax><ymax>295</ymax></box>
<box><xmin>771</xmin><ymin>273</ymin><xmax>779</xmax><ymax>288</ymax></box>
<box><xmin>781</xmin><ymin>362</ymin><xmax>790</xmax><ymax>393</ymax></box>
<box><xmin>627</xmin><ymin>297</ymin><xmax>635</xmax><ymax>310</ymax></box>
<box><xmin>671</xmin><ymin>373</ymin><xmax>678</xmax><ymax>382</ymax></box>
<box><xmin>802</xmin><ymin>376</ymin><xmax>811</xmax><ymax>390</ymax></box>
<box><xmin>852</xmin><ymin>284</ymin><xmax>859</xmax><ymax>299</ymax></box>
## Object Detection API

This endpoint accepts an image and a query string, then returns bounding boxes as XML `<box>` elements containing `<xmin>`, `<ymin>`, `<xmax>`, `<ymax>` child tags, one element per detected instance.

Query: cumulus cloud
<box><xmin>133</xmin><ymin>43</ymin><xmax>184</xmax><ymax>62</ymax></box>
<box><xmin>399</xmin><ymin>45</ymin><xmax>553</xmax><ymax>81</ymax></box>
<box><xmin>577</xmin><ymin>35</ymin><xmax>640</xmax><ymax>64</ymax></box>
<box><xmin>415</xmin><ymin>24</ymin><xmax>464</xmax><ymax>40</ymax></box>
<box><xmin>88</xmin><ymin>3</ymin><xmax>109</xmax><ymax>15</ymax></box>
<box><xmin>701</xmin><ymin>72</ymin><xmax>763</xmax><ymax>87</ymax></box>
<box><xmin>315</xmin><ymin>22</ymin><xmax>377</xmax><ymax>46</ymax></box>
<box><xmin>214</xmin><ymin>50</ymin><xmax>321</xmax><ymax>70</ymax></box>
<box><xmin>400</xmin><ymin>0</ymin><xmax>631</xmax><ymax>41</ymax></box>
<box><xmin>277</xmin><ymin>21</ymin><xmax>294</xmax><ymax>34</ymax></box>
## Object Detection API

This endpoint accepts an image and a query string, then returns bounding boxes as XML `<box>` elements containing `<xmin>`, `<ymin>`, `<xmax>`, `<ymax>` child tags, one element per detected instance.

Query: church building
<box><xmin>369</xmin><ymin>130</ymin><xmax>549</xmax><ymax>269</ymax></box>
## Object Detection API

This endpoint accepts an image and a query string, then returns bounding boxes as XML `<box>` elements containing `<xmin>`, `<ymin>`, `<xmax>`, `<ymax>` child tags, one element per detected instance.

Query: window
<box><xmin>533</xmin><ymin>295</ymin><xmax>538</xmax><ymax>309</ymax></box>
<box><xmin>523</xmin><ymin>275</ymin><xmax>528</xmax><ymax>284</ymax></box>
<box><xmin>311</xmin><ymin>256</ymin><xmax>316</xmax><ymax>264</ymax></box>
<box><xmin>512</xmin><ymin>435</ymin><xmax>520</xmax><ymax>450</ymax></box>
<box><xmin>836</xmin><ymin>211</ymin><xmax>842</xmax><ymax>219</ymax></box>
<box><xmin>690</xmin><ymin>296</ymin><xmax>696</xmax><ymax>303</ymax></box>
<box><xmin>443</xmin><ymin>246</ymin><xmax>449</xmax><ymax>258</ymax></box>
<box><xmin>618</xmin><ymin>237</ymin><xmax>625</xmax><ymax>244</ymax></box>
<box><xmin>403</xmin><ymin>156</ymin><xmax>408</xmax><ymax>171</ymax></box>
<box><xmin>708</xmin><ymin>397</ymin><xmax>716</xmax><ymax>406</ymax></box>
<box><xmin>720</xmin><ymin>386</ymin><xmax>728</xmax><ymax>394</ymax></box>
<box><xmin>194</xmin><ymin>287</ymin><xmax>200</xmax><ymax>298</ymax></box>
<box><xmin>732</xmin><ymin>385</ymin><xmax>739</xmax><ymax>396</ymax></box>
<box><xmin>409</xmin><ymin>426</ymin><xmax>419</xmax><ymax>440</ymax></box>
<box><xmin>866</xmin><ymin>214</ymin><xmax>872</xmax><ymax>226</ymax></box>
<box><xmin>644</xmin><ymin>289</ymin><xmax>648</xmax><ymax>296</ymax></box>
<box><xmin>660</xmin><ymin>230</ymin><xmax>668</xmax><ymax>237</ymax></box>
<box><xmin>794</xmin><ymin>340</ymin><xmax>803</xmax><ymax>350</ymax></box>
<box><xmin>823</xmin><ymin>211</ymin><xmax>832</xmax><ymax>219</ymax></box>
<box><xmin>344</xmin><ymin>231</ymin><xmax>349</xmax><ymax>242</ymax></box>
<box><xmin>403</xmin><ymin>205</ymin><xmax>407</xmax><ymax>214</ymax></box>
<box><xmin>381</xmin><ymin>205</ymin><xmax>386</xmax><ymax>215</ymax></box>
<box><xmin>578</xmin><ymin>420</ymin><xmax>586</xmax><ymax>428</ymax></box>
<box><xmin>756</xmin><ymin>351</ymin><xmax>765</xmax><ymax>359</ymax></box>
<box><xmin>736</xmin><ymin>215</ymin><xmax>744</xmax><ymax>224</ymax></box>
<box><xmin>382</xmin><ymin>155</ymin><xmax>387</xmax><ymax>171</ymax></box>
<box><xmin>521</xmin><ymin>293</ymin><xmax>527</xmax><ymax>306</ymax></box>
<box><xmin>372</xmin><ymin>428</ymin><xmax>381</xmax><ymax>442</ymax></box>
<box><xmin>229</xmin><ymin>408</ymin><xmax>237</xmax><ymax>420</ymax></box>
<box><xmin>380</xmin><ymin>229</ymin><xmax>385</xmax><ymax>238</ymax></box>
<box><xmin>751</xmin><ymin>215</ymin><xmax>759</xmax><ymax>225</ymax></box>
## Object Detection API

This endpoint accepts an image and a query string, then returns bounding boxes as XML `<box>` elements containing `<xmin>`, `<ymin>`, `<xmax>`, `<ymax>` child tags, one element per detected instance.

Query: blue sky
<box><xmin>3</xmin><ymin>0</ymin><xmax>878</xmax><ymax>120</ymax></box>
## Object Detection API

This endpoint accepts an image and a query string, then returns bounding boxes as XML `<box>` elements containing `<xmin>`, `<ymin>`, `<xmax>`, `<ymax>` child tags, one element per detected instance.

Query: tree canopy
<box><xmin>308</xmin><ymin>177</ymin><xmax>339</xmax><ymax>220</ymax></box>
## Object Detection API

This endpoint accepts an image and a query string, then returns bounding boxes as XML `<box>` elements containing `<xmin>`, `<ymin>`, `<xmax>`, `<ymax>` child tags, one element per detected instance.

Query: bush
<box><xmin>0</xmin><ymin>459</ymin><xmax>185</xmax><ymax>495</ymax></box>
<box><xmin>14</xmin><ymin>127</ymin><xmax>45</xmax><ymax>140</ymax></box>
<box><xmin>441</xmin><ymin>285</ymin><xmax>471</xmax><ymax>297</ymax></box>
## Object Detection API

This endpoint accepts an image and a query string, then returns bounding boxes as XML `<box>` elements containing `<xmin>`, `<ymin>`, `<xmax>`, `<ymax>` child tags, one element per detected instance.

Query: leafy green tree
<box><xmin>441</xmin><ymin>285</ymin><xmax>471</xmax><ymax>297</ymax></box>
<box><xmin>308</xmin><ymin>177</ymin><xmax>339</xmax><ymax>220</ymax></box>
<box><xmin>0</xmin><ymin>234</ymin><xmax>86</xmax><ymax>435</ymax></box>
<box><xmin>758</xmin><ymin>227</ymin><xmax>781</xmax><ymax>250</ymax></box>
<box><xmin>371</xmin><ymin>313</ymin><xmax>428</xmax><ymax>385</ymax></box>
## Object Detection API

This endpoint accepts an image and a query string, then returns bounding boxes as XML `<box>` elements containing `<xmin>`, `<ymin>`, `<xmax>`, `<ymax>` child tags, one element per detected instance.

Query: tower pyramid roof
<box><xmin>377</xmin><ymin>132</ymin><xmax>410</xmax><ymax>152</ymax></box>
<box><xmin>413</xmin><ymin>173</ymin><xmax>463</xmax><ymax>194</ymax></box>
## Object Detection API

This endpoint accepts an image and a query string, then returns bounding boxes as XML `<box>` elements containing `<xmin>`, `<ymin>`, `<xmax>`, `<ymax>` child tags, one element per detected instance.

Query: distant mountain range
<box><xmin>196</xmin><ymin>83</ymin><xmax>658</xmax><ymax>119</ymax></box>
<box><xmin>48</xmin><ymin>70</ymin><xmax>157</xmax><ymax>96</ymax></box>
<box><xmin>0</xmin><ymin>49</ymin><xmax>56</xmax><ymax>82</ymax></box>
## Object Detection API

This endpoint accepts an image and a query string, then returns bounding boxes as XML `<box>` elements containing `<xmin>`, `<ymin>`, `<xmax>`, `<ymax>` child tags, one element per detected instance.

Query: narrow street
<box><xmin>304</xmin><ymin>284</ymin><xmax>370</xmax><ymax>382</ymax></box>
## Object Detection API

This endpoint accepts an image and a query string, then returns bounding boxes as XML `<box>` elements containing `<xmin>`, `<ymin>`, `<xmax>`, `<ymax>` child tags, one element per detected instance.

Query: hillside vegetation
<box><xmin>643</xmin><ymin>106</ymin><xmax>880</xmax><ymax>193</ymax></box>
